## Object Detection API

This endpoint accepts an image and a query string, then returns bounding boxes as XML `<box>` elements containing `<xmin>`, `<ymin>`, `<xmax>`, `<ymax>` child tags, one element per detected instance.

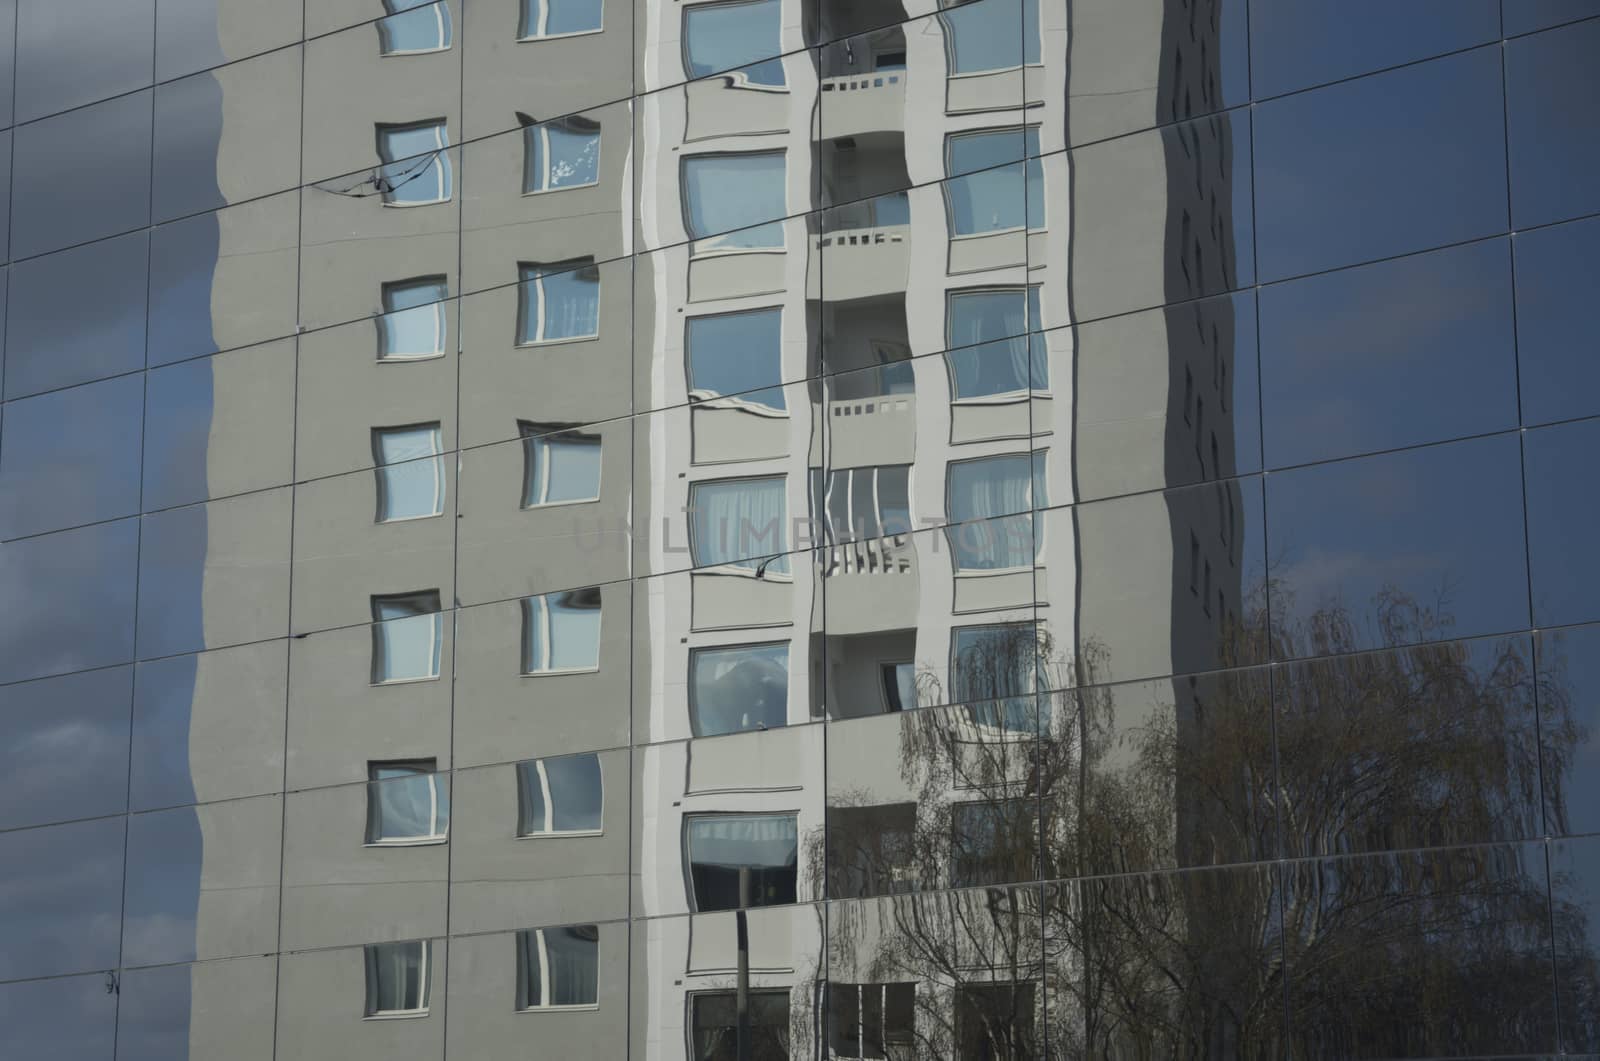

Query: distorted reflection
<box><xmin>520</xmin><ymin>588</ymin><xmax>603</xmax><ymax>674</ymax></box>
<box><xmin>366</xmin><ymin>761</ymin><xmax>450</xmax><ymax>844</ymax></box>
<box><xmin>516</xmin><ymin>925</ymin><xmax>600</xmax><ymax>1008</ymax></box>
<box><xmin>516</xmin><ymin>753</ymin><xmax>604</xmax><ymax>836</ymax></box>
<box><xmin>364</xmin><ymin>940</ymin><xmax>432</xmax><ymax>1017</ymax></box>
<box><xmin>378</xmin><ymin>0</ymin><xmax>454</xmax><ymax>55</ymax></box>
<box><xmin>370</xmin><ymin>591</ymin><xmax>445</xmax><ymax>682</ymax></box>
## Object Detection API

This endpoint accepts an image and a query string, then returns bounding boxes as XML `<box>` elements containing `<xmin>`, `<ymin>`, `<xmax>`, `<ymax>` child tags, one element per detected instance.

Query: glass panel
<box><xmin>546</xmin><ymin>926</ymin><xmax>600</xmax><ymax>1005</ymax></box>
<box><xmin>686</xmin><ymin>814</ymin><xmax>799</xmax><ymax>911</ymax></box>
<box><xmin>690</xmin><ymin>642</ymin><xmax>789</xmax><ymax>736</ymax></box>
<box><xmin>1505</xmin><ymin>19</ymin><xmax>1600</xmax><ymax>229</ymax></box>
<box><xmin>0</xmin><ymin>817</ymin><xmax>125</xmax><ymax>981</ymax></box>
<box><xmin>518</xmin><ymin>261</ymin><xmax>599</xmax><ymax>342</ymax></box>
<box><xmin>380</xmin><ymin>278</ymin><xmax>448</xmax><ymax>359</ymax></box>
<box><xmin>1257</xmin><ymin>239</ymin><xmax>1517</xmax><ymax>468</ymax></box>
<box><xmin>1525</xmin><ymin>419</ymin><xmax>1600</xmax><ymax>628</ymax></box>
<box><xmin>522</xmin><ymin>0</ymin><xmax>604</xmax><ymax>37</ymax></box>
<box><xmin>692</xmin><ymin>989</ymin><xmax>790</xmax><ymax>1061</ymax></box>
<box><xmin>683</xmin><ymin>0</ymin><xmax>785</xmax><ymax>86</ymax></box>
<box><xmin>682</xmin><ymin>152</ymin><xmax>786</xmax><ymax>249</ymax></box>
<box><xmin>951</xmin><ymin>798</ymin><xmax>1039</xmax><ymax>887</ymax></box>
<box><xmin>950</xmin><ymin>624</ymin><xmax>1040</xmax><ymax>732</ymax></box>
<box><xmin>1265</xmin><ymin>435</ymin><xmax>1528</xmax><ymax>656</ymax></box>
<box><xmin>1253</xmin><ymin>47</ymin><xmax>1506</xmax><ymax>280</ymax></box>
<box><xmin>945</xmin><ymin>129</ymin><xmax>1042</xmax><ymax>235</ymax></box>
<box><xmin>689</xmin><ymin>477</ymin><xmax>790</xmax><ymax>571</ymax></box>
<box><xmin>379</xmin><ymin>0</ymin><xmax>453</xmax><ymax>54</ymax></box>
<box><xmin>0</xmin><ymin>667</ymin><xmax>131</xmax><ymax>832</ymax></box>
<box><xmin>376</xmin><ymin>425</ymin><xmax>445</xmax><ymax>521</ymax></box>
<box><xmin>368</xmin><ymin>765</ymin><xmax>447</xmax><ymax>841</ymax></box>
<box><xmin>945</xmin><ymin>455</ymin><xmax>1040</xmax><ymax>570</ymax></box>
<box><xmin>524</xmin><ymin>119</ymin><xmax>601</xmax><ymax>193</ymax></box>
<box><xmin>1515</xmin><ymin>216</ymin><xmax>1600</xmax><ymax>425</ymax></box>
<box><xmin>0</xmin><ymin>518</ymin><xmax>140</xmax><ymax>686</ymax></box>
<box><xmin>687</xmin><ymin>307</ymin><xmax>785</xmax><ymax>408</ymax></box>
<box><xmin>365</xmin><ymin>940</ymin><xmax>429</xmax><ymax>1014</ymax></box>
<box><xmin>377</xmin><ymin>121</ymin><xmax>452</xmax><ymax>205</ymax></box>
<box><xmin>0</xmin><ymin>975</ymin><xmax>117</xmax><ymax>1060</ymax></box>
<box><xmin>372</xmin><ymin>594</ymin><xmax>444</xmax><ymax>682</ymax></box>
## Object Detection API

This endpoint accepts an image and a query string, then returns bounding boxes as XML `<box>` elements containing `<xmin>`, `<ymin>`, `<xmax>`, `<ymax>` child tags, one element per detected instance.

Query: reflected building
<box><xmin>3</xmin><ymin>1</ymin><xmax>1600</xmax><ymax>1059</ymax></box>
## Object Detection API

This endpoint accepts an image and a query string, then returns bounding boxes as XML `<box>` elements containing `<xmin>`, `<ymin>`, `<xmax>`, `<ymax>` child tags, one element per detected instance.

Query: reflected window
<box><xmin>940</xmin><ymin>0</ymin><xmax>1040</xmax><ymax>74</ymax></box>
<box><xmin>945</xmin><ymin>128</ymin><xmax>1044</xmax><ymax>234</ymax></box>
<box><xmin>951</xmin><ymin>799</ymin><xmax>1037</xmax><ymax>888</ymax></box>
<box><xmin>519</xmin><ymin>422</ymin><xmax>602</xmax><ymax>507</ymax></box>
<box><xmin>828</xmin><ymin>803</ymin><xmax>917</xmax><ymax>898</ymax></box>
<box><xmin>371</xmin><ymin>591</ymin><xmax>444</xmax><ymax>683</ymax></box>
<box><xmin>945</xmin><ymin>288</ymin><xmax>1046</xmax><ymax>399</ymax></box>
<box><xmin>518</xmin><ymin>259</ymin><xmax>599</xmax><ymax>344</ymax></box>
<box><xmin>523</xmin><ymin>116</ymin><xmax>601</xmax><ymax>194</ymax></box>
<box><xmin>686</xmin><ymin>307</ymin><xmax>785</xmax><ymax>410</ymax></box>
<box><xmin>949</xmin><ymin>623</ymin><xmax>1044</xmax><ymax>732</ymax></box>
<box><xmin>689</xmin><ymin>642</ymin><xmax>789</xmax><ymax>736</ymax></box>
<box><xmin>516</xmin><ymin>925</ymin><xmax>600</xmax><ymax>1008</ymax></box>
<box><xmin>683</xmin><ymin>0</ymin><xmax>785</xmax><ymax>87</ymax></box>
<box><xmin>955</xmin><ymin>982</ymin><xmax>1037</xmax><ymax>1060</ymax></box>
<box><xmin>520</xmin><ymin>0</ymin><xmax>603</xmax><ymax>38</ymax></box>
<box><xmin>517</xmin><ymin>753</ymin><xmax>604</xmax><ymax>836</ymax></box>
<box><xmin>521</xmin><ymin>588</ymin><xmax>602</xmax><ymax>674</ymax></box>
<box><xmin>881</xmin><ymin>661</ymin><xmax>915</xmax><ymax>712</ymax></box>
<box><xmin>945</xmin><ymin>452</ymin><xmax>1047</xmax><ymax>571</ymax></box>
<box><xmin>689</xmin><ymin>476</ymin><xmax>790</xmax><ymax>573</ymax></box>
<box><xmin>378</xmin><ymin>277</ymin><xmax>448</xmax><ymax>360</ymax></box>
<box><xmin>682</xmin><ymin>152</ymin><xmax>786</xmax><ymax>251</ymax></box>
<box><xmin>378</xmin><ymin>0</ymin><xmax>452</xmax><ymax>54</ymax></box>
<box><xmin>692</xmin><ymin>989</ymin><xmax>790</xmax><ymax>1061</ymax></box>
<box><xmin>366</xmin><ymin>761</ymin><xmax>449</xmax><ymax>844</ymax></box>
<box><xmin>376</xmin><ymin>120</ymin><xmax>452</xmax><ymax>205</ymax></box>
<box><xmin>372</xmin><ymin>423</ymin><xmax>445</xmax><ymax>522</ymax></box>
<box><xmin>821</xmin><ymin>465</ymin><xmax>911</xmax><ymax>542</ymax></box>
<box><xmin>686</xmin><ymin>814</ymin><xmax>798</xmax><ymax>911</ymax></box>
<box><xmin>830</xmin><ymin>982</ymin><xmax>915</xmax><ymax>1060</ymax></box>
<box><xmin>364</xmin><ymin>940</ymin><xmax>431</xmax><ymax>1016</ymax></box>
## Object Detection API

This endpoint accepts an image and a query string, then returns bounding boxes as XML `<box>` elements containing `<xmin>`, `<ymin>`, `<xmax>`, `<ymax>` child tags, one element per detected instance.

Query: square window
<box><xmin>517</xmin><ymin>753</ymin><xmax>604</xmax><ymax>836</ymax></box>
<box><xmin>827</xmin><ymin>803</ymin><xmax>918</xmax><ymax>898</ymax></box>
<box><xmin>949</xmin><ymin>623</ymin><xmax>1045</xmax><ymax>734</ymax></box>
<box><xmin>377</xmin><ymin>0</ymin><xmax>452</xmax><ymax>54</ymax></box>
<box><xmin>365</xmin><ymin>762</ymin><xmax>448</xmax><ymax>844</ymax></box>
<box><xmin>881</xmin><ymin>661</ymin><xmax>915</xmax><ymax>712</ymax></box>
<box><xmin>829</xmin><ymin>982</ymin><xmax>916</xmax><ymax>1060</ymax></box>
<box><xmin>820</xmin><ymin>466</ymin><xmax>911</xmax><ymax>543</ymax></box>
<box><xmin>523</xmin><ymin>116</ymin><xmax>601</xmax><ymax>194</ymax></box>
<box><xmin>689</xmin><ymin>642</ymin><xmax>789</xmax><ymax>736</ymax></box>
<box><xmin>517</xmin><ymin>259</ymin><xmax>600</xmax><ymax>344</ymax></box>
<box><xmin>944</xmin><ymin>452</ymin><xmax>1046</xmax><ymax>571</ymax></box>
<box><xmin>519</xmin><ymin>423</ymin><xmax>602</xmax><ymax>507</ymax></box>
<box><xmin>372</xmin><ymin>423</ymin><xmax>445</xmax><ymax>522</ymax></box>
<box><xmin>371</xmin><ymin>591</ymin><xmax>444</xmax><ymax>683</ymax></box>
<box><xmin>520</xmin><ymin>0</ymin><xmax>604</xmax><ymax>39</ymax></box>
<box><xmin>945</xmin><ymin>288</ymin><xmax>1046</xmax><ymax>399</ymax></box>
<box><xmin>691</xmin><ymin>989</ymin><xmax>790</xmax><ymax>1061</ymax></box>
<box><xmin>950</xmin><ymin>799</ymin><xmax>1038</xmax><ymax>888</ymax></box>
<box><xmin>688</xmin><ymin>476</ymin><xmax>790</xmax><ymax>572</ymax></box>
<box><xmin>944</xmin><ymin>128</ymin><xmax>1044</xmax><ymax>235</ymax></box>
<box><xmin>685</xmin><ymin>813</ymin><xmax>798</xmax><ymax>912</ymax></box>
<box><xmin>681</xmin><ymin>152</ymin><xmax>786</xmax><ymax>251</ymax></box>
<box><xmin>520</xmin><ymin>587</ymin><xmax>602</xmax><ymax>674</ymax></box>
<box><xmin>364</xmin><ymin>940</ymin><xmax>431</xmax><ymax>1016</ymax></box>
<box><xmin>378</xmin><ymin>277</ymin><xmax>448</xmax><ymax>360</ymax></box>
<box><xmin>954</xmin><ymin>981</ymin><xmax>1037</xmax><ymax>1060</ymax></box>
<box><xmin>376</xmin><ymin>120</ymin><xmax>452</xmax><ymax>205</ymax></box>
<box><xmin>686</xmin><ymin>307</ymin><xmax>786</xmax><ymax>410</ymax></box>
<box><xmin>682</xmin><ymin>0</ymin><xmax>786</xmax><ymax>87</ymax></box>
<box><xmin>516</xmin><ymin>925</ymin><xmax>600</xmax><ymax>1008</ymax></box>
<box><xmin>940</xmin><ymin>0</ymin><xmax>1040</xmax><ymax>74</ymax></box>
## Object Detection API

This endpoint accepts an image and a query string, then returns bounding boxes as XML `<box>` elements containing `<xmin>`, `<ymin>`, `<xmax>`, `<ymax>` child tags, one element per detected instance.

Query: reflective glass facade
<box><xmin>1</xmin><ymin>1</ymin><xmax>1599</xmax><ymax>1057</ymax></box>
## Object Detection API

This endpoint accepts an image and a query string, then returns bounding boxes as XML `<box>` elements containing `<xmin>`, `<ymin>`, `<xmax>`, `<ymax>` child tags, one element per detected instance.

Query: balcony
<box><xmin>821</xmin><ymin>535</ymin><xmax>919</xmax><ymax>635</ymax></box>
<box><xmin>818</xmin><ymin>69</ymin><xmax>906</xmax><ymax>140</ymax></box>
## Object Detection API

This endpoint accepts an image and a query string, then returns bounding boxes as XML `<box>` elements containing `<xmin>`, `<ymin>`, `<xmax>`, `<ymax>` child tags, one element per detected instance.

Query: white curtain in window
<box><xmin>690</xmin><ymin>477</ymin><xmax>789</xmax><ymax>572</ymax></box>
<box><xmin>544</xmin><ymin>927</ymin><xmax>600</xmax><ymax>1005</ymax></box>
<box><xmin>519</xmin><ymin>263</ymin><xmax>599</xmax><ymax>343</ymax></box>
<box><xmin>380</xmin><ymin>279</ymin><xmax>447</xmax><ymax>359</ymax></box>
<box><xmin>682</xmin><ymin>153</ymin><xmax>786</xmax><ymax>249</ymax></box>
<box><xmin>683</xmin><ymin>0</ymin><xmax>786</xmax><ymax>85</ymax></box>
<box><xmin>687</xmin><ymin>815</ymin><xmax>798</xmax><ymax>869</ymax></box>
<box><xmin>524</xmin><ymin>433</ymin><xmax>602</xmax><ymax>506</ymax></box>
<box><xmin>946</xmin><ymin>454</ymin><xmax>1038</xmax><ymax>570</ymax></box>
<box><xmin>377</xmin><ymin>425</ymin><xmax>444</xmax><ymax>520</ymax></box>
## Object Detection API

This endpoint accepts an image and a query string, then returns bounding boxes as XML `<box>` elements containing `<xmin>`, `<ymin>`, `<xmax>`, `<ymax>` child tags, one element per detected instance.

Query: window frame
<box><xmin>377</xmin><ymin>276</ymin><xmax>449</xmax><ymax>362</ymax></box>
<box><xmin>516</xmin><ymin>753</ymin><xmax>605</xmax><ymax>838</ymax></box>
<box><xmin>521</xmin><ymin>116</ymin><xmax>603</xmax><ymax>195</ymax></box>
<box><xmin>938</xmin><ymin>0</ymin><xmax>1042</xmax><ymax>76</ymax></box>
<box><xmin>372</xmin><ymin>422</ymin><xmax>446</xmax><ymax>523</ymax></box>
<box><xmin>365</xmin><ymin>761</ymin><xmax>448</xmax><ymax>846</ymax></box>
<box><xmin>370</xmin><ymin>591</ymin><xmax>445</xmax><ymax>685</ymax></box>
<box><xmin>947</xmin><ymin>621</ymin><xmax>1046</xmax><ymax>740</ymax></box>
<box><xmin>688</xmin><ymin>987</ymin><xmax>792</xmax><ymax>1061</ymax></box>
<box><xmin>519</xmin><ymin>588</ymin><xmax>603</xmax><ymax>676</ymax></box>
<box><xmin>687</xmin><ymin>640</ymin><xmax>791</xmax><ymax>737</ymax></box>
<box><xmin>375</xmin><ymin>119</ymin><xmax>453</xmax><ymax>207</ymax></box>
<box><xmin>820</xmin><ymin>464</ymin><xmax>913</xmax><ymax>544</ymax></box>
<box><xmin>516</xmin><ymin>258</ymin><xmax>601</xmax><ymax>346</ymax></box>
<box><xmin>518</xmin><ymin>0</ymin><xmax>605</xmax><ymax>41</ymax></box>
<box><xmin>518</xmin><ymin>421</ymin><xmax>603</xmax><ymax>508</ymax></box>
<box><xmin>680</xmin><ymin>0</ymin><xmax>788</xmax><ymax>89</ymax></box>
<box><xmin>515</xmin><ymin>925</ymin><xmax>602</xmax><ymax>1011</ymax></box>
<box><xmin>377</xmin><ymin>0</ymin><xmax>453</xmax><ymax>55</ymax></box>
<box><xmin>363</xmin><ymin>939</ymin><xmax>432</xmax><ymax>1019</ymax></box>
<box><xmin>679</xmin><ymin>150</ymin><xmax>788</xmax><ymax>254</ymax></box>
<box><xmin>942</xmin><ymin>126</ymin><xmax>1046</xmax><ymax>237</ymax></box>
<box><xmin>943</xmin><ymin>285</ymin><xmax>1047</xmax><ymax>402</ymax></box>
<box><xmin>943</xmin><ymin>450</ymin><xmax>1048</xmax><ymax>574</ymax></box>
<box><xmin>828</xmin><ymin>981</ymin><xmax>917</xmax><ymax>1060</ymax></box>
<box><xmin>684</xmin><ymin>305</ymin><xmax>788</xmax><ymax>414</ymax></box>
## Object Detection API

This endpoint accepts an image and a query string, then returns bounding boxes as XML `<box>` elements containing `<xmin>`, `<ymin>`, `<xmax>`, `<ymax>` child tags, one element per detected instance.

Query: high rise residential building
<box><xmin>1</xmin><ymin>0</ymin><xmax>1599</xmax><ymax>1057</ymax></box>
